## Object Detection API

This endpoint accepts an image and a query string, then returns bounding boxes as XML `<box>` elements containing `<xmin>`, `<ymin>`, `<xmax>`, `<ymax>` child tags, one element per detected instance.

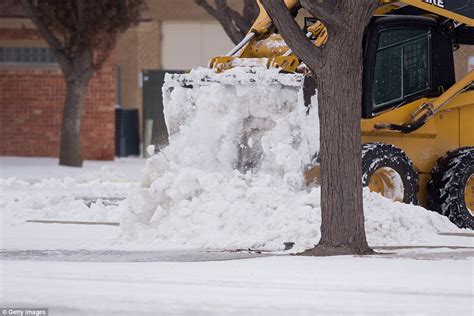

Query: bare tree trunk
<box><xmin>59</xmin><ymin>71</ymin><xmax>93</xmax><ymax>167</ymax></box>
<box><xmin>261</xmin><ymin>0</ymin><xmax>378</xmax><ymax>255</ymax></box>
<box><xmin>302</xmin><ymin>31</ymin><xmax>371</xmax><ymax>256</ymax></box>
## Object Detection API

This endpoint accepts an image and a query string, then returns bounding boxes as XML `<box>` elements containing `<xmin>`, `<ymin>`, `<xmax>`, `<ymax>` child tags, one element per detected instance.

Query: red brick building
<box><xmin>0</xmin><ymin>4</ymin><xmax>116</xmax><ymax>160</ymax></box>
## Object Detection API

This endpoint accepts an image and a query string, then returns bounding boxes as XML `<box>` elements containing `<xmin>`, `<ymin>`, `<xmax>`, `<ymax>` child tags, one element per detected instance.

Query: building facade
<box><xmin>0</xmin><ymin>8</ymin><xmax>116</xmax><ymax>160</ymax></box>
<box><xmin>0</xmin><ymin>0</ymin><xmax>232</xmax><ymax>159</ymax></box>
<box><xmin>1</xmin><ymin>1</ymin><xmax>473</xmax><ymax>159</ymax></box>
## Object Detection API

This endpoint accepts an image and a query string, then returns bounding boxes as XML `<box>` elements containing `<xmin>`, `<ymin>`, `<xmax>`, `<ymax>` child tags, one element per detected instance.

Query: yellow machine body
<box><xmin>362</xmin><ymin>91</ymin><xmax>474</xmax><ymax>205</ymax></box>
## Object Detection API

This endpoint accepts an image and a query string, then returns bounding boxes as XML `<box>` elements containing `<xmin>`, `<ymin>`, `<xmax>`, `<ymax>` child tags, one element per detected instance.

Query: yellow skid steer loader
<box><xmin>168</xmin><ymin>0</ymin><xmax>474</xmax><ymax>229</ymax></box>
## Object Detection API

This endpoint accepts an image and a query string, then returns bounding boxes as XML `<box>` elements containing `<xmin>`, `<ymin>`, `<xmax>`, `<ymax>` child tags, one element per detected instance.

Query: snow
<box><xmin>253</xmin><ymin>33</ymin><xmax>289</xmax><ymax>56</ymax></box>
<box><xmin>1</xmin><ymin>223</ymin><xmax>119</xmax><ymax>250</ymax></box>
<box><xmin>0</xmin><ymin>156</ymin><xmax>143</xmax><ymax>182</ymax></box>
<box><xmin>1</xmin><ymin>155</ymin><xmax>472</xmax><ymax>315</ymax></box>
<box><xmin>0</xmin><ymin>157</ymin><xmax>144</xmax><ymax>225</ymax></box>
<box><xmin>231</xmin><ymin>57</ymin><xmax>269</xmax><ymax>67</ymax></box>
<box><xmin>119</xmin><ymin>67</ymin><xmax>465</xmax><ymax>251</ymax></box>
<box><xmin>2</xmin><ymin>255</ymin><xmax>472</xmax><ymax>315</ymax></box>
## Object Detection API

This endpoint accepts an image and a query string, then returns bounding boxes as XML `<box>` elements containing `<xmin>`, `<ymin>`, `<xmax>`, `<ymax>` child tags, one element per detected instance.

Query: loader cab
<box><xmin>361</xmin><ymin>16</ymin><xmax>456</xmax><ymax>118</ymax></box>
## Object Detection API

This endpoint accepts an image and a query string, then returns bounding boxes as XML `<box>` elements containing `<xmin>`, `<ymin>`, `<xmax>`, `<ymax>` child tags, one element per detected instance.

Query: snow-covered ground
<box><xmin>0</xmin><ymin>156</ymin><xmax>144</xmax><ymax>181</ymax></box>
<box><xmin>1</xmin><ymin>156</ymin><xmax>473</xmax><ymax>315</ymax></box>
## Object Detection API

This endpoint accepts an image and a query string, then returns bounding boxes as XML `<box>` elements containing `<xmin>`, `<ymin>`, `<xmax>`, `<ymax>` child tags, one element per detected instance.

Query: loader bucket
<box><xmin>162</xmin><ymin>67</ymin><xmax>320</xmax><ymax>177</ymax></box>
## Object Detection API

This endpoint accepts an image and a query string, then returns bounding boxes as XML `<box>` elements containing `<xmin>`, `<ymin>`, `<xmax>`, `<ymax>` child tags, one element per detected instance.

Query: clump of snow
<box><xmin>119</xmin><ymin>67</ymin><xmax>460</xmax><ymax>251</ymax></box>
<box><xmin>231</xmin><ymin>58</ymin><xmax>269</xmax><ymax>68</ymax></box>
<box><xmin>254</xmin><ymin>33</ymin><xmax>288</xmax><ymax>52</ymax></box>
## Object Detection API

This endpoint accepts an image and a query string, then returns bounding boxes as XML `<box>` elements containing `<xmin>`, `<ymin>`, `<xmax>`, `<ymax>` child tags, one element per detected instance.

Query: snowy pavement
<box><xmin>1</xmin><ymin>156</ymin><xmax>473</xmax><ymax>315</ymax></box>
<box><xmin>2</xmin><ymin>250</ymin><xmax>473</xmax><ymax>315</ymax></box>
<box><xmin>2</xmin><ymin>217</ymin><xmax>473</xmax><ymax>315</ymax></box>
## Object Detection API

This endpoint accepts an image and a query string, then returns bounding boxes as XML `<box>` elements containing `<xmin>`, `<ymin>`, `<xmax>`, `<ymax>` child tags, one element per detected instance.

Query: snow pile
<box><xmin>0</xmin><ymin>178</ymin><xmax>135</xmax><ymax>225</ymax></box>
<box><xmin>0</xmin><ymin>157</ymin><xmax>144</xmax><ymax>225</ymax></box>
<box><xmin>119</xmin><ymin>67</ymin><xmax>459</xmax><ymax>251</ymax></box>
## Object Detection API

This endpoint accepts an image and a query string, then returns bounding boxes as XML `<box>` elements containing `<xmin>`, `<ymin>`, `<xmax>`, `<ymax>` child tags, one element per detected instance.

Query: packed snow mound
<box><xmin>0</xmin><ymin>178</ymin><xmax>134</xmax><ymax>225</ymax></box>
<box><xmin>119</xmin><ymin>67</ymin><xmax>460</xmax><ymax>251</ymax></box>
<box><xmin>0</xmin><ymin>158</ymin><xmax>143</xmax><ymax>226</ymax></box>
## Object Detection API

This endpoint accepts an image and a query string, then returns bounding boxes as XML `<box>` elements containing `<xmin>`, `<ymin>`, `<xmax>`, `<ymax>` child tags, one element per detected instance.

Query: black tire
<box><xmin>362</xmin><ymin>143</ymin><xmax>419</xmax><ymax>204</ymax></box>
<box><xmin>427</xmin><ymin>147</ymin><xmax>474</xmax><ymax>229</ymax></box>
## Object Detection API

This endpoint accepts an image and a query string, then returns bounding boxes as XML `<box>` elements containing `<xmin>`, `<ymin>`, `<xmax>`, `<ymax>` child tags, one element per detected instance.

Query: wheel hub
<box><xmin>368</xmin><ymin>167</ymin><xmax>404</xmax><ymax>202</ymax></box>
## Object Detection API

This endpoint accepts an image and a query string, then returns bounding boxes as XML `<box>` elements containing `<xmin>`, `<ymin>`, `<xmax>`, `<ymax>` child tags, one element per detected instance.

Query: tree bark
<box><xmin>58</xmin><ymin>51</ymin><xmax>94</xmax><ymax>167</ymax></box>
<box><xmin>262</xmin><ymin>0</ymin><xmax>378</xmax><ymax>255</ymax></box>
<box><xmin>59</xmin><ymin>75</ymin><xmax>92</xmax><ymax>167</ymax></box>
<box><xmin>305</xmin><ymin>32</ymin><xmax>372</xmax><ymax>256</ymax></box>
<box><xmin>194</xmin><ymin>0</ymin><xmax>258</xmax><ymax>44</ymax></box>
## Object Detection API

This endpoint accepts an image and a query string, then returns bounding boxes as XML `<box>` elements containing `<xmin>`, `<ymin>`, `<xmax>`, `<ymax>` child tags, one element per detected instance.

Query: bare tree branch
<box><xmin>300</xmin><ymin>0</ymin><xmax>349</xmax><ymax>32</ymax></box>
<box><xmin>219</xmin><ymin>1</ymin><xmax>246</xmax><ymax>31</ymax></box>
<box><xmin>195</xmin><ymin>0</ymin><xmax>219</xmax><ymax>18</ymax></box>
<box><xmin>243</xmin><ymin>0</ymin><xmax>259</xmax><ymax>23</ymax></box>
<box><xmin>195</xmin><ymin>0</ymin><xmax>258</xmax><ymax>45</ymax></box>
<box><xmin>20</xmin><ymin>0</ymin><xmax>71</xmax><ymax>66</ymax></box>
<box><xmin>260</xmin><ymin>0</ymin><xmax>324</xmax><ymax>70</ymax></box>
<box><xmin>68</xmin><ymin>1</ymin><xmax>80</xmax><ymax>29</ymax></box>
<box><xmin>215</xmin><ymin>0</ymin><xmax>247</xmax><ymax>44</ymax></box>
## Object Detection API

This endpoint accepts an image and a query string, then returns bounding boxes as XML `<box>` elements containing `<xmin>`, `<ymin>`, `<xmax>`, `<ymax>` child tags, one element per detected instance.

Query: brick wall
<box><xmin>0</xmin><ymin>27</ymin><xmax>42</xmax><ymax>40</ymax></box>
<box><xmin>0</xmin><ymin>27</ymin><xmax>116</xmax><ymax>160</ymax></box>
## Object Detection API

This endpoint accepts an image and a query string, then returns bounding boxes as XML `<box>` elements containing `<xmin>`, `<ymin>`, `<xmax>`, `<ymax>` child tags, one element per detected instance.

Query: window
<box><xmin>0</xmin><ymin>47</ymin><xmax>56</xmax><ymax>64</ymax></box>
<box><xmin>373</xmin><ymin>28</ymin><xmax>431</xmax><ymax>110</ymax></box>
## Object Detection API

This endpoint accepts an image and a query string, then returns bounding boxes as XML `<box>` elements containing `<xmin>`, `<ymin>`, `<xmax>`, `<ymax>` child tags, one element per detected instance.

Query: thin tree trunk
<box><xmin>59</xmin><ymin>76</ymin><xmax>91</xmax><ymax>167</ymax></box>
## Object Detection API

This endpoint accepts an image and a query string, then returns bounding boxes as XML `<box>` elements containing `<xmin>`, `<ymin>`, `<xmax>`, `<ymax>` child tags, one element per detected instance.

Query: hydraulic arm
<box><xmin>212</xmin><ymin>0</ymin><xmax>473</xmax><ymax>72</ymax></box>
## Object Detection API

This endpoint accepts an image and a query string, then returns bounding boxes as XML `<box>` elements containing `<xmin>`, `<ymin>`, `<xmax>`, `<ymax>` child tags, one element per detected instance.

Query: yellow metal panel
<box><xmin>460</xmin><ymin>103</ymin><xmax>474</xmax><ymax>146</ymax></box>
<box><xmin>251</xmin><ymin>0</ymin><xmax>299</xmax><ymax>36</ymax></box>
<box><xmin>432</xmin><ymin>108</ymin><xmax>460</xmax><ymax>163</ymax></box>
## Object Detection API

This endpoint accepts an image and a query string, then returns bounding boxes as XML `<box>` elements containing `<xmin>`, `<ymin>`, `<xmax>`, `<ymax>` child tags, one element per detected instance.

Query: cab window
<box><xmin>373</xmin><ymin>28</ymin><xmax>431</xmax><ymax>111</ymax></box>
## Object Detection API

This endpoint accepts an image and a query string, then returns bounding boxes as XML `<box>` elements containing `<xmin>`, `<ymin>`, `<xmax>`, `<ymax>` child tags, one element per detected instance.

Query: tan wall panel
<box><xmin>117</xmin><ymin>20</ymin><xmax>162</xmax><ymax>139</ymax></box>
<box><xmin>161</xmin><ymin>21</ymin><xmax>233</xmax><ymax>70</ymax></box>
<box><xmin>146</xmin><ymin>0</ymin><xmax>243</xmax><ymax>21</ymax></box>
<box><xmin>117</xmin><ymin>26</ymin><xmax>139</xmax><ymax>110</ymax></box>
<box><xmin>201</xmin><ymin>22</ymin><xmax>235</xmax><ymax>63</ymax></box>
<box><xmin>138</xmin><ymin>21</ymin><xmax>161</xmax><ymax>70</ymax></box>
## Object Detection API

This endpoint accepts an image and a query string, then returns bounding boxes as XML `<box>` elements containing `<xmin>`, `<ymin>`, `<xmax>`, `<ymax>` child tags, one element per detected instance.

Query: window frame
<box><xmin>361</xmin><ymin>15</ymin><xmax>459</xmax><ymax>119</ymax></box>
<box><xmin>372</xmin><ymin>28</ymin><xmax>432</xmax><ymax>110</ymax></box>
